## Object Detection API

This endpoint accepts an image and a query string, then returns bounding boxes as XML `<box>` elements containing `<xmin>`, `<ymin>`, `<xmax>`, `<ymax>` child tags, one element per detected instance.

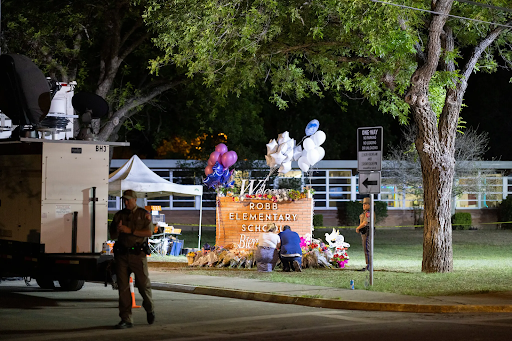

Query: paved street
<box><xmin>1</xmin><ymin>279</ymin><xmax>512</xmax><ymax>341</ymax></box>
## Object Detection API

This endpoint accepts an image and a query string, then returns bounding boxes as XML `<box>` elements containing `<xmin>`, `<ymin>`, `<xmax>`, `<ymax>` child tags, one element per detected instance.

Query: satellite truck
<box><xmin>0</xmin><ymin>54</ymin><xmax>127</xmax><ymax>291</ymax></box>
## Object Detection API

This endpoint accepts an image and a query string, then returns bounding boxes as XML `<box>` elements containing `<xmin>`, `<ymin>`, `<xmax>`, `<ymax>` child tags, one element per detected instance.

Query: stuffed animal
<box><xmin>324</xmin><ymin>228</ymin><xmax>350</xmax><ymax>251</ymax></box>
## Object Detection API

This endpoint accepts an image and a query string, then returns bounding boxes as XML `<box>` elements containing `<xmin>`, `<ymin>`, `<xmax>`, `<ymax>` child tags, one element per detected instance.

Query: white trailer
<box><xmin>0</xmin><ymin>139</ymin><xmax>127</xmax><ymax>290</ymax></box>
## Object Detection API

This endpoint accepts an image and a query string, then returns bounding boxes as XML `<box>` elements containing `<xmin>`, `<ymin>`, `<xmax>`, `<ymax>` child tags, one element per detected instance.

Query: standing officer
<box><xmin>356</xmin><ymin>197</ymin><xmax>371</xmax><ymax>271</ymax></box>
<box><xmin>109</xmin><ymin>189</ymin><xmax>155</xmax><ymax>329</ymax></box>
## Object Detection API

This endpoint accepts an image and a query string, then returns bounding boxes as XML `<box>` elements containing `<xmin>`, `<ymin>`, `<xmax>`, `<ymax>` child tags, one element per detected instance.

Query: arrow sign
<box><xmin>358</xmin><ymin>172</ymin><xmax>381</xmax><ymax>194</ymax></box>
<box><xmin>362</xmin><ymin>178</ymin><xmax>378</xmax><ymax>188</ymax></box>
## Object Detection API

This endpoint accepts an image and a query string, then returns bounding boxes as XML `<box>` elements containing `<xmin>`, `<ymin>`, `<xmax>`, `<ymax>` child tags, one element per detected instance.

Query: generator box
<box><xmin>0</xmin><ymin>138</ymin><xmax>119</xmax><ymax>253</ymax></box>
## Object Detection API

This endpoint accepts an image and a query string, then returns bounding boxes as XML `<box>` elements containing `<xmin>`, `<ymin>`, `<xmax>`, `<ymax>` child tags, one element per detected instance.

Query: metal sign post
<box><xmin>357</xmin><ymin>126</ymin><xmax>383</xmax><ymax>286</ymax></box>
<box><xmin>370</xmin><ymin>194</ymin><xmax>374</xmax><ymax>286</ymax></box>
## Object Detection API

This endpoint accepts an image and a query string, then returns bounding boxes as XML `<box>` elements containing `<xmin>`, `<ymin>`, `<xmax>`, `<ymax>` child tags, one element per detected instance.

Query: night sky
<box><xmin>463</xmin><ymin>68</ymin><xmax>512</xmax><ymax>160</ymax></box>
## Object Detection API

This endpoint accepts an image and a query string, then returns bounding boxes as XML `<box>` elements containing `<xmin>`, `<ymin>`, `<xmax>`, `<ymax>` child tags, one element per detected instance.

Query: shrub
<box><xmin>277</xmin><ymin>177</ymin><xmax>302</xmax><ymax>190</ymax></box>
<box><xmin>374</xmin><ymin>201</ymin><xmax>389</xmax><ymax>224</ymax></box>
<box><xmin>498</xmin><ymin>195</ymin><xmax>512</xmax><ymax>229</ymax></box>
<box><xmin>337</xmin><ymin>200</ymin><xmax>388</xmax><ymax>226</ymax></box>
<box><xmin>313</xmin><ymin>214</ymin><xmax>324</xmax><ymax>227</ymax></box>
<box><xmin>451</xmin><ymin>212</ymin><xmax>472</xmax><ymax>230</ymax></box>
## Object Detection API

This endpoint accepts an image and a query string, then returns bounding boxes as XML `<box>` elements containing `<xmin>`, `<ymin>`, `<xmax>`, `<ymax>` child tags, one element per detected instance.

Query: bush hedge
<box><xmin>313</xmin><ymin>214</ymin><xmax>323</xmax><ymax>227</ymax></box>
<box><xmin>336</xmin><ymin>200</ymin><xmax>388</xmax><ymax>226</ymax></box>
<box><xmin>451</xmin><ymin>212</ymin><xmax>472</xmax><ymax>230</ymax></box>
<box><xmin>498</xmin><ymin>195</ymin><xmax>512</xmax><ymax>229</ymax></box>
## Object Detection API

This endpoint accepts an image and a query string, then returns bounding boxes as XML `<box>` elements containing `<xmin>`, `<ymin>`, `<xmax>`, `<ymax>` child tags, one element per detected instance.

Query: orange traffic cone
<box><xmin>130</xmin><ymin>276</ymin><xmax>141</xmax><ymax>308</ymax></box>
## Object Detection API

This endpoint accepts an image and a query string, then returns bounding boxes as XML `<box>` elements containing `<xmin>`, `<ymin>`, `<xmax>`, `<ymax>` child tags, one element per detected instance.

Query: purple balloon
<box><xmin>221</xmin><ymin>151</ymin><xmax>238</xmax><ymax>168</ymax></box>
<box><xmin>208</xmin><ymin>151</ymin><xmax>220</xmax><ymax>166</ymax></box>
<box><xmin>215</xmin><ymin>143</ymin><xmax>228</xmax><ymax>155</ymax></box>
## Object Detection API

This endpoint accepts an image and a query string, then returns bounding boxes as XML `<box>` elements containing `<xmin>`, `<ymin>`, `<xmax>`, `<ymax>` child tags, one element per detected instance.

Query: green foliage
<box><xmin>336</xmin><ymin>201</ymin><xmax>361</xmax><ymax>226</ymax></box>
<box><xmin>451</xmin><ymin>212</ymin><xmax>472</xmax><ymax>230</ymax></box>
<box><xmin>277</xmin><ymin>178</ymin><xmax>301</xmax><ymax>191</ymax></box>
<box><xmin>313</xmin><ymin>214</ymin><xmax>323</xmax><ymax>227</ymax></box>
<box><xmin>498</xmin><ymin>195</ymin><xmax>512</xmax><ymax>230</ymax></box>
<box><xmin>337</xmin><ymin>200</ymin><xmax>388</xmax><ymax>226</ymax></box>
<box><xmin>374</xmin><ymin>201</ymin><xmax>389</xmax><ymax>224</ymax></box>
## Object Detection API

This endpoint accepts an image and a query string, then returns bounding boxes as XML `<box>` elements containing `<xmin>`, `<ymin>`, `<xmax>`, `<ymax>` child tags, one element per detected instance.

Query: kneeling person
<box><xmin>278</xmin><ymin>225</ymin><xmax>302</xmax><ymax>272</ymax></box>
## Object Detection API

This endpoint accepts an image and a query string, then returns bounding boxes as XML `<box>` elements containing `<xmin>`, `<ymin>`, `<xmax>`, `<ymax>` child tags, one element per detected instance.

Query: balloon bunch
<box><xmin>264</xmin><ymin>119</ymin><xmax>326</xmax><ymax>175</ymax></box>
<box><xmin>297</xmin><ymin>120</ymin><xmax>326</xmax><ymax>172</ymax></box>
<box><xmin>265</xmin><ymin>131</ymin><xmax>296</xmax><ymax>175</ymax></box>
<box><xmin>204</xmin><ymin>143</ymin><xmax>237</xmax><ymax>189</ymax></box>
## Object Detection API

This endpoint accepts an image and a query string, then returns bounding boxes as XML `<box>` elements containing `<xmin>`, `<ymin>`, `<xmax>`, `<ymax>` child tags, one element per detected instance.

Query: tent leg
<box><xmin>198</xmin><ymin>194</ymin><xmax>203</xmax><ymax>249</ymax></box>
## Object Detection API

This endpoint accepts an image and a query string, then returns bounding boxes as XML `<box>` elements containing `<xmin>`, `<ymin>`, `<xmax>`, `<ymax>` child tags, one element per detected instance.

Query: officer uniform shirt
<box><xmin>110</xmin><ymin>206</ymin><xmax>153</xmax><ymax>248</ymax></box>
<box><xmin>359</xmin><ymin>209</ymin><xmax>371</xmax><ymax>234</ymax></box>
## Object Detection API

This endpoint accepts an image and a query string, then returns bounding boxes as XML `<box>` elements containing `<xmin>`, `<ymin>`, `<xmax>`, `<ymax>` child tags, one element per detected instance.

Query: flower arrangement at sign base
<box><xmin>186</xmin><ymin>251</ymin><xmax>196</xmax><ymax>265</ymax></box>
<box><xmin>189</xmin><ymin>243</ymin><xmax>257</xmax><ymax>269</ymax></box>
<box><xmin>226</xmin><ymin>187</ymin><xmax>316</xmax><ymax>203</ymax></box>
<box><xmin>300</xmin><ymin>231</ymin><xmax>350</xmax><ymax>269</ymax></box>
<box><xmin>300</xmin><ymin>234</ymin><xmax>334</xmax><ymax>268</ymax></box>
<box><xmin>324</xmin><ymin>228</ymin><xmax>351</xmax><ymax>268</ymax></box>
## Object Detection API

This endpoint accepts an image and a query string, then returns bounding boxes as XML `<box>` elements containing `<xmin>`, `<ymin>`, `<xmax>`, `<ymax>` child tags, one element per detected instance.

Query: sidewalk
<box><xmin>148</xmin><ymin>269</ymin><xmax>512</xmax><ymax>313</ymax></box>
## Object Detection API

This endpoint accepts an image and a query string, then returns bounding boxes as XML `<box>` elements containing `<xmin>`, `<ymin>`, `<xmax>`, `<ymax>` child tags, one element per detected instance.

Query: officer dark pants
<box><xmin>116</xmin><ymin>252</ymin><xmax>154</xmax><ymax>323</ymax></box>
<box><xmin>361</xmin><ymin>232</ymin><xmax>370</xmax><ymax>267</ymax></box>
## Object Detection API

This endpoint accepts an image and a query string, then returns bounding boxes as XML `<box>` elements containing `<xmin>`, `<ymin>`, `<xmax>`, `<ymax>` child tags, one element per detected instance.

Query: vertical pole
<box><xmin>72</xmin><ymin>211</ymin><xmax>78</xmax><ymax>254</ymax></box>
<box><xmin>198</xmin><ymin>194</ymin><xmax>203</xmax><ymax>249</ymax></box>
<box><xmin>370</xmin><ymin>194</ymin><xmax>374</xmax><ymax>286</ymax></box>
<box><xmin>91</xmin><ymin>187</ymin><xmax>96</xmax><ymax>253</ymax></box>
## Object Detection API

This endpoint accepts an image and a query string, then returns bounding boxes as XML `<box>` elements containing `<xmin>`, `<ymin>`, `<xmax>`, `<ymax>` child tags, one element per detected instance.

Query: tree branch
<box><xmin>97</xmin><ymin>79</ymin><xmax>188</xmax><ymax>141</ymax></box>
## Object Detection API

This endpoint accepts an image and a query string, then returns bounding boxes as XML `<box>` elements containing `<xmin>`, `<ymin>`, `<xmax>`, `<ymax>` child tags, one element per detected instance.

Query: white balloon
<box><xmin>312</xmin><ymin>130</ymin><xmax>326</xmax><ymax>146</ymax></box>
<box><xmin>287</xmin><ymin>138</ymin><xmax>296</xmax><ymax>150</ymax></box>
<box><xmin>278</xmin><ymin>141</ymin><xmax>290</xmax><ymax>154</ymax></box>
<box><xmin>293</xmin><ymin>145</ymin><xmax>303</xmax><ymax>161</ymax></box>
<box><xmin>298</xmin><ymin>156</ymin><xmax>310</xmax><ymax>172</ymax></box>
<box><xmin>277</xmin><ymin>131</ymin><xmax>290</xmax><ymax>143</ymax></box>
<box><xmin>271</xmin><ymin>151</ymin><xmax>286</xmax><ymax>165</ymax></box>
<box><xmin>282</xmin><ymin>153</ymin><xmax>293</xmax><ymax>164</ymax></box>
<box><xmin>307</xmin><ymin>148</ymin><xmax>320</xmax><ymax>165</ymax></box>
<box><xmin>265</xmin><ymin>154</ymin><xmax>276</xmax><ymax>168</ymax></box>
<box><xmin>303</xmin><ymin>137</ymin><xmax>315</xmax><ymax>151</ymax></box>
<box><xmin>316</xmin><ymin>146</ymin><xmax>325</xmax><ymax>161</ymax></box>
<box><xmin>279</xmin><ymin>161</ymin><xmax>292</xmax><ymax>174</ymax></box>
<box><xmin>266</xmin><ymin>139</ymin><xmax>278</xmax><ymax>155</ymax></box>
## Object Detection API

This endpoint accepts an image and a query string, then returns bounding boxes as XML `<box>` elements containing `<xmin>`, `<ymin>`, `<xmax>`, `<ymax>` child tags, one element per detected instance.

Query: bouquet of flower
<box><xmin>331</xmin><ymin>251</ymin><xmax>349</xmax><ymax>268</ymax></box>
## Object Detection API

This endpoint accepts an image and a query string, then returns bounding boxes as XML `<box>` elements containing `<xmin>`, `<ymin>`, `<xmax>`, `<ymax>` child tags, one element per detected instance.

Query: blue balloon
<box><xmin>305</xmin><ymin>119</ymin><xmax>319</xmax><ymax>136</ymax></box>
<box><xmin>213</xmin><ymin>161</ymin><xmax>224</xmax><ymax>176</ymax></box>
<box><xmin>204</xmin><ymin>162</ymin><xmax>235</xmax><ymax>189</ymax></box>
<box><xmin>203</xmin><ymin>172</ymin><xmax>221</xmax><ymax>189</ymax></box>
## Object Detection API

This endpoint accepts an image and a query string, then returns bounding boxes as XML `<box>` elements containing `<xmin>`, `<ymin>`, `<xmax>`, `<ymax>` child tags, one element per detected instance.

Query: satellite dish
<box><xmin>72</xmin><ymin>92</ymin><xmax>109</xmax><ymax>119</ymax></box>
<box><xmin>0</xmin><ymin>54</ymin><xmax>51</xmax><ymax>126</ymax></box>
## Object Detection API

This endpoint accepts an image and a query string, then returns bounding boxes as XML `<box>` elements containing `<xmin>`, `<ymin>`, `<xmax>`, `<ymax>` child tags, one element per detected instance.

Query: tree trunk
<box><xmin>418</xmin><ymin>133</ymin><xmax>454</xmax><ymax>273</ymax></box>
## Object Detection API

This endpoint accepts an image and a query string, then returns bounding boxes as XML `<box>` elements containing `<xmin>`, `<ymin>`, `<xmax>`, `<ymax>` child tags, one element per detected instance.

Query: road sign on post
<box><xmin>357</xmin><ymin>126</ymin><xmax>383</xmax><ymax>172</ymax></box>
<box><xmin>357</xmin><ymin>126</ymin><xmax>383</xmax><ymax>287</ymax></box>
<box><xmin>359</xmin><ymin>172</ymin><xmax>381</xmax><ymax>194</ymax></box>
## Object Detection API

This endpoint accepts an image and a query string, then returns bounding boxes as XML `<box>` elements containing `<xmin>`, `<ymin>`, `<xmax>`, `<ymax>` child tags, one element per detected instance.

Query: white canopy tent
<box><xmin>108</xmin><ymin>155</ymin><xmax>204</xmax><ymax>248</ymax></box>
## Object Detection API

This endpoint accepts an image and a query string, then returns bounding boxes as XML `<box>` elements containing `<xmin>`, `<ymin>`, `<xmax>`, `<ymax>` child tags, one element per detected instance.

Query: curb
<box><xmin>151</xmin><ymin>282</ymin><xmax>512</xmax><ymax>314</ymax></box>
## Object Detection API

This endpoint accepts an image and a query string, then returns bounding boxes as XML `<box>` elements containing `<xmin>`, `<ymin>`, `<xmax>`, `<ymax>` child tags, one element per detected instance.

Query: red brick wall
<box><xmin>216</xmin><ymin>197</ymin><xmax>314</xmax><ymax>249</ymax></box>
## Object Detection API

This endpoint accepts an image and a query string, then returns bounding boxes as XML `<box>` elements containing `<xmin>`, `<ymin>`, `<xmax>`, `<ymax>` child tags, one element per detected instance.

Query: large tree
<box><xmin>1</xmin><ymin>0</ymin><xmax>184</xmax><ymax>143</ymax></box>
<box><xmin>143</xmin><ymin>0</ymin><xmax>512</xmax><ymax>272</ymax></box>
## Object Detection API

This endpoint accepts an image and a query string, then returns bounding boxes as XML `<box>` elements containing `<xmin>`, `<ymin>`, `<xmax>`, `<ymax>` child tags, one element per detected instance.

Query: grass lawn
<box><xmin>150</xmin><ymin>228</ymin><xmax>512</xmax><ymax>297</ymax></box>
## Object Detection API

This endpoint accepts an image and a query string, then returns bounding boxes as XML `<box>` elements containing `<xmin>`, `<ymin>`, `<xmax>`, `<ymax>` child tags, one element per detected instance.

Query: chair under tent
<box><xmin>148</xmin><ymin>224</ymin><xmax>184</xmax><ymax>256</ymax></box>
<box><xmin>108</xmin><ymin>155</ymin><xmax>205</xmax><ymax>252</ymax></box>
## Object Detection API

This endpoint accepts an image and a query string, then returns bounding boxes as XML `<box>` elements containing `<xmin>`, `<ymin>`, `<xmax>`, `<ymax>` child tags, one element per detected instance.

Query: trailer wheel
<box><xmin>35</xmin><ymin>278</ymin><xmax>55</xmax><ymax>289</ymax></box>
<box><xmin>58</xmin><ymin>279</ymin><xmax>85</xmax><ymax>291</ymax></box>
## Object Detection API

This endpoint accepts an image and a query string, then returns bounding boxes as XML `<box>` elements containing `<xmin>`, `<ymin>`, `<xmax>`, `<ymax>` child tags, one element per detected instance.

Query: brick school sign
<box><xmin>216</xmin><ymin>197</ymin><xmax>314</xmax><ymax>249</ymax></box>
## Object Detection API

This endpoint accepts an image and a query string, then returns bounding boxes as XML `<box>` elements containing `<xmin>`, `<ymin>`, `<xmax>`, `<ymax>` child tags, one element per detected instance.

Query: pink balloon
<box><xmin>208</xmin><ymin>151</ymin><xmax>221</xmax><ymax>165</ymax></box>
<box><xmin>205</xmin><ymin>165</ymin><xmax>213</xmax><ymax>176</ymax></box>
<box><xmin>221</xmin><ymin>151</ymin><xmax>238</xmax><ymax>168</ymax></box>
<box><xmin>215</xmin><ymin>143</ymin><xmax>228</xmax><ymax>155</ymax></box>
